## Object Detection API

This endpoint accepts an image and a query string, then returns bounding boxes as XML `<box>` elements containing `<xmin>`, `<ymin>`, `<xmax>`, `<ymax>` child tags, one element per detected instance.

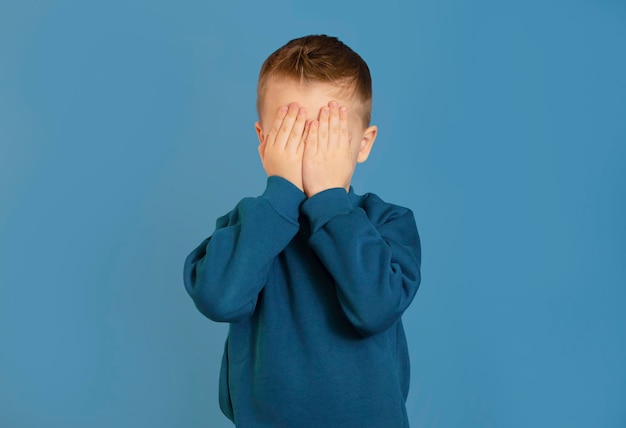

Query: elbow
<box><xmin>183</xmin><ymin>256</ymin><xmax>252</xmax><ymax>323</ymax></box>
<box><xmin>343</xmin><ymin>304</ymin><xmax>400</xmax><ymax>337</ymax></box>
<box><xmin>186</xmin><ymin>272</ymin><xmax>253</xmax><ymax>322</ymax></box>
<box><xmin>341</xmin><ymin>275</ymin><xmax>422</xmax><ymax>338</ymax></box>
<box><xmin>352</xmin><ymin>324</ymin><xmax>388</xmax><ymax>337</ymax></box>
<box><xmin>192</xmin><ymin>292</ymin><xmax>253</xmax><ymax>323</ymax></box>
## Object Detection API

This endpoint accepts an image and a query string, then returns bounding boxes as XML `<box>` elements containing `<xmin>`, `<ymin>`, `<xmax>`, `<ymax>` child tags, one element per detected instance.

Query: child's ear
<box><xmin>356</xmin><ymin>125</ymin><xmax>378</xmax><ymax>163</ymax></box>
<box><xmin>254</xmin><ymin>121</ymin><xmax>264</xmax><ymax>145</ymax></box>
<box><xmin>255</xmin><ymin>121</ymin><xmax>266</xmax><ymax>161</ymax></box>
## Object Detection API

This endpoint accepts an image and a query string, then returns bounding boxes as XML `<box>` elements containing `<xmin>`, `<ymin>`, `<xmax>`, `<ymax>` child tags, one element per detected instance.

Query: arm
<box><xmin>184</xmin><ymin>103</ymin><xmax>309</xmax><ymax>322</ymax></box>
<box><xmin>183</xmin><ymin>176</ymin><xmax>305</xmax><ymax>322</ymax></box>
<box><xmin>301</xmin><ymin>101</ymin><xmax>420</xmax><ymax>336</ymax></box>
<box><xmin>301</xmin><ymin>190</ymin><xmax>421</xmax><ymax>337</ymax></box>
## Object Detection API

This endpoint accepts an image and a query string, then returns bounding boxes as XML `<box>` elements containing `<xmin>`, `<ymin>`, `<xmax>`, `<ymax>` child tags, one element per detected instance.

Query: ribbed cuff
<box><xmin>301</xmin><ymin>188</ymin><xmax>353</xmax><ymax>233</ymax></box>
<box><xmin>261</xmin><ymin>176</ymin><xmax>306</xmax><ymax>224</ymax></box>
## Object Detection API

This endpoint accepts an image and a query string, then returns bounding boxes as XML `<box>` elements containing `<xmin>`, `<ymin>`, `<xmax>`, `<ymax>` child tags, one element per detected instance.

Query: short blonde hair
<box><xmin>257</xmin><ymin>34</ymin><xmax>373</xmax><ymax>127</ymax></box>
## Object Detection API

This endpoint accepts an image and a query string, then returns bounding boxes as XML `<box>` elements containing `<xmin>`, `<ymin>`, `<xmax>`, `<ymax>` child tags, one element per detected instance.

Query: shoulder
<box><xmin>351</xmin><ymin>190</ymin><xmax>414</xmax><ymax>228</ymax></box>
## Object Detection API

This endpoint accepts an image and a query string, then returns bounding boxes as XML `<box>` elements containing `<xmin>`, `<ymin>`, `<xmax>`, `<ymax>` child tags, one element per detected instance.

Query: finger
<box><xmin>299</xmin><ymin>119</ymin><xmax>311</xmax><ymax>154</ymax></box>
<box><xmin>305</xmin><ymin>120</ymin><xmax>319</xmax><ymax>155</ymax></box>
<box><xmin>339</xmin><ymin>106</ymin><xmax>350</xmax><ymax>149</ymax></box>
<box><xmin>267</xmin><ymin>105</ymin><xmax>288</xmax><ymax>147</ymax></box>
<box><xmin>258</xmin><ymin>140</ymin><xmax>265</xmax><ymax>161</ymax></box>
<box><xmin>328</xmin><ymin>101</ymin><xmax>340</xmax><ymax>148</ymax></box>
<box><xmin>276</xmin><ymin>102</ymin><xmax>300</xmax><ymax>148</ymax></box>
<box><xmin>287</xmin><ymin>107</ymin><xmax>307</xmax><ymax>153</ymax></box>
<box><xmin>318</xmin><ymin>106</ymin><xmax>330</xmax><ymax>150</ymax></box>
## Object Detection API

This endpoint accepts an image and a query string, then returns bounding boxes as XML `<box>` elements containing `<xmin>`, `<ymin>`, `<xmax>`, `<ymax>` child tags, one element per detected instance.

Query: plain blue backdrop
<box><xmin>1</xmin><ymin>1</ymin><xmax>624</xmax><ymax>427</ymax></box>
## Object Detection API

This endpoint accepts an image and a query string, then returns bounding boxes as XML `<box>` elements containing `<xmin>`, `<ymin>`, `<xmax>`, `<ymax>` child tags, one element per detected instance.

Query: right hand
<box><xmin>258</xmin><ymin>103</ymin><xmax>310</xmax><ymax>192</ymax></box>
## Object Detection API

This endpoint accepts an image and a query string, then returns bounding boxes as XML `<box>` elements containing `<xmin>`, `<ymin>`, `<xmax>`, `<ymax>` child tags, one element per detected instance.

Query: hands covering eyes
<box><xmin>258</xmin><ymin>101</ymin><xmax>355</xmax><ymax>198</ymax></box>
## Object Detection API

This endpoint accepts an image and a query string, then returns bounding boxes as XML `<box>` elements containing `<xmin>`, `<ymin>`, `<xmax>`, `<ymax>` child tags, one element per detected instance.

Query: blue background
<box><xmin>1</xmin><ymin>1</ymin><xmax>624</xmax><ymax>427</ymax></box>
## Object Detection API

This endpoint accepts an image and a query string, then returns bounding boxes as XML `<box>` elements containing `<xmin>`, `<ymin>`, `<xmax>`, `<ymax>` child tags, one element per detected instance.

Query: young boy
<box><xmin>183</xmin><ymin>34</ymin><xmax>421</xmax><ymax>427</ymax></box>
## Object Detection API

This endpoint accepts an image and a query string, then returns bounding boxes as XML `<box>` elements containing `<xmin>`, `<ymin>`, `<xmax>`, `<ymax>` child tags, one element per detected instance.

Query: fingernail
<box><xmin>322</xmin><ymin>107</ymin><xmax>330</xmax><ymax>115</ymax></box>
<box><xmin>330</xmin><ymin>101</ymin><xmax>338</xmax><ymax>108</ymax></box>
<box><xmin>340</xmin><ymin>106</ymin><xmax>347</xmax><ymax>113</ymax></box>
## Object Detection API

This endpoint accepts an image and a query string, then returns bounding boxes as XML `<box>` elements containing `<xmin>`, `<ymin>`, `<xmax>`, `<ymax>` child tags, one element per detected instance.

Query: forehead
<box><xmin>261</xmin><ymin>77</ymin><xmax>357</xmax><ymax>117</ymax></box>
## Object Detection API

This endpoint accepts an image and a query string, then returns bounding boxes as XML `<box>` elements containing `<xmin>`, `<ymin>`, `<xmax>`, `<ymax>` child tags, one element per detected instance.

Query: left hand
<box><xmin>302</xmin><ymin>101</ymin><xmax>355</xmax><ymax>198</ymax></box>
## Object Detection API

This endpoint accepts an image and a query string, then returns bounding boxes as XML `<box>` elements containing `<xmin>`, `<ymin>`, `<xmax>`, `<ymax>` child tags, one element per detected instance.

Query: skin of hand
<box><xmin>302</xmin><ymin>101</ymin><xmax>355</xmax><ymax>198</ymax></box>
<box><xmin>257</xmin><ymin>102</ymin><xmax>310</xmax><ymax>191</ymax></box>
<box><xmin>255</xmin><ymin>78</ymin><xmax>379</xmax><ymax>197</ymax></box>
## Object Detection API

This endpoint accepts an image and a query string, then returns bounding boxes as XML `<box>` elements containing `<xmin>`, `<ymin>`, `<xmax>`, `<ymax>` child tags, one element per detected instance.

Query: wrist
<box><xmin>301</xmin><ymin>187</ymin><xmax>353</xmax><ymax>233</ymax></box>
<box><xmin>267</xmin><ymin>173</ymin><xmax>303</xmax><ymax>192</ymax></box>
<box><xmin>262</xmin><ymin>176</ymin><xmax>306</xmax><ymax>223</ymax></box>
<box><xmin>304</xmin><ymin>183</ymin><xmax>349</xmax><ymax>199</ymax></box>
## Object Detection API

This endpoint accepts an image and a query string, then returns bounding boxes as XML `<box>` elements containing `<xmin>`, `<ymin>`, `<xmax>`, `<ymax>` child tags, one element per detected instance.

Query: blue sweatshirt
<box><xmin>183</xmin><ymin>176</ymin><xmax>421</xmax><ymax>427</ymax></box>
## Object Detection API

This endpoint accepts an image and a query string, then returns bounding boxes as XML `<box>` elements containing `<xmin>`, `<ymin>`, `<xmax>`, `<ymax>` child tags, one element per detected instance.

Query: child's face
<box><xmin>256</xmin><ymin>77</ymin><xmax>376</xmax><ymax>164</ymax></box>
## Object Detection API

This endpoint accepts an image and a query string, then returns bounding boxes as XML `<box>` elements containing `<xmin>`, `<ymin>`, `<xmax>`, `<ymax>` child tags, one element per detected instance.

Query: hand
<box><xmin>302</xmin><ymin>101</ymin><xmax>355</xmax><ymax>198</ymax></box>
<box><xmin>258</xmin><ymin>103</ymin><xmax>310</xmax><ymax>191</ymax></box>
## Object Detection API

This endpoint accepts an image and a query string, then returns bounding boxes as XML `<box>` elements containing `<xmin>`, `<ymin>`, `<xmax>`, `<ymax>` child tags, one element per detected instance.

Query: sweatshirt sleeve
<box><xmin>301</xmin><ymin>188</ymin><xmax>421</xmax><ymax>337</ymax></box>
<box><xmin>183</xmin><ymin>176</ymin><xmax>306</xmax><ymax>323</ymax></box>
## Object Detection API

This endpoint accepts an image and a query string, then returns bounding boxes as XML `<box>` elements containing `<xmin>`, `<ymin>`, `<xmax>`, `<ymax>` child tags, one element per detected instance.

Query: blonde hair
<box><xmin>257</xmin><ymin>34</ymin><xmax>372</xmax><ymax>127</ymax></box>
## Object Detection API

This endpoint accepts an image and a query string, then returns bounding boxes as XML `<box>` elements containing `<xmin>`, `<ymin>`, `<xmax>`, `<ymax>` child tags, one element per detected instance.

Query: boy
<box><xmin>183</xmin><ymin>35</ymin><xmax>421</xmax><ymax>427</ymax></box>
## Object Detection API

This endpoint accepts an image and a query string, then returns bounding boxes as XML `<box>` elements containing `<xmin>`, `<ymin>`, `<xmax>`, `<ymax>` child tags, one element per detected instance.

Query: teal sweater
<box><xmin>183</xmin><ymin>176</ymin><xmax>421</xmax><ymax>427</ymax></box>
